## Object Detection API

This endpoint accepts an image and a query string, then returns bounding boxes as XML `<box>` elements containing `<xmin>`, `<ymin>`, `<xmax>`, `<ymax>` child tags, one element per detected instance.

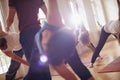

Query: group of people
<box><xmin>0</xmin><ymin>0</ymin><xmax>119</xmax><ymax>80</ymax></box>
<box><xmin>1</xmin><ymin>0</ymin><xmax>94</xmax><ymax>80</ymax></box>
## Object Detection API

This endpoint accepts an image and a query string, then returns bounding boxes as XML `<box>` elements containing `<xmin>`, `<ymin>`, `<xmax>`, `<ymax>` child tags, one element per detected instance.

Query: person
<box><xmin>78</xmin><ymin>25</ymin><xmax>102</xmax><ymax>68</ymax></box>
<box><xmin>0</xmin><ymin>29</ymin><xmax>29</xmax><ymax>80</ymax></box>
<box><xmin>90</xmin><ymin>0</ymin><xmax>120</xmax><ymax>68</ymax></box>
<box><xmin>79</xmin><ymin>25</ymin><xmax>95</xmax><ymax>51</ymax></box>
<box><xmin>6</xmin><ymin>0</ymin><xmax>52</xmax><ymax>80</ymax></box>
<box><xmin>36</xmin><ymin>0</ymin><xmax>94</xmax><ymax>80</ymax></box>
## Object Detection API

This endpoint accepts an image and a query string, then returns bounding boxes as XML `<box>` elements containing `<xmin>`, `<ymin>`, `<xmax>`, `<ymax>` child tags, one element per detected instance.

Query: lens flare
<box><xmin>40</xmin><ymin>55</ymin><xmax>48</xmax><ymax>63</ymax></box>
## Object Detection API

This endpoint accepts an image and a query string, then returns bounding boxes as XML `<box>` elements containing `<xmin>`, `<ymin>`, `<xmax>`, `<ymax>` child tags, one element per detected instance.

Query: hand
<box><xmin>89</xmin><ymin>63</ymin><xmax>93</xmax><ymax>68</ymax></box>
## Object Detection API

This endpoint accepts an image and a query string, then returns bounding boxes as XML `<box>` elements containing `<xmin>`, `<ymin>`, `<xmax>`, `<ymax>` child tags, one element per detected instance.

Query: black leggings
<box><xmin>91</xmin><ymin>27</ymin><xmax>111</xmax><ymax>63</ymax></box>
<box><xmin>67</xmin><ymin>50</ymin><xmax>92</xmax><ymax>80</ymax></box>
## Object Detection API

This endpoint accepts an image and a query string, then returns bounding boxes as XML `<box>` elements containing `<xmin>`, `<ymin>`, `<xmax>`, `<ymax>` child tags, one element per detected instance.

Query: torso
<box><xmin>9</xmin><ymin>0</ymin><xmax>44</xmax><ymax>31</ymax></box>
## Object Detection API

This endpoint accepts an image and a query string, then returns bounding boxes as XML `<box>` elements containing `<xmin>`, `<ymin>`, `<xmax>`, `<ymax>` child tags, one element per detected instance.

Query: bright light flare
<box><xmin>40</xmin><ymin>55</ymin><xmax>48</xmax><ymax>63</ymax></box>
<box><xmin>70</xmin><ymin>14</ymin><xmax>82</xmax><ymax>26</ymax></box>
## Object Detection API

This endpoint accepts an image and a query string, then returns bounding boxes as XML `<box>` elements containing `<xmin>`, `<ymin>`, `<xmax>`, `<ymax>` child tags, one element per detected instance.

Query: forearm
<box><xmin>6</xmin><ymin>7</ymin><xmax>16</xmax><ymax>31</ymax></box>
<box><xmin>4</xmin><ymin>51</ymin><xmax>29</xmax><ymax>66</ymax></box>
<box><xmin>52</xmin><ymin>64</ymin><xmax>78</xmax><ymax>80</ymax></box>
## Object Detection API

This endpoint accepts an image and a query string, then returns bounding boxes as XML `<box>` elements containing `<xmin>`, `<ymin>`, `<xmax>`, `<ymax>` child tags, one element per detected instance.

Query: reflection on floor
<box><xmin>51</xmin><ymin>40</ymin><xmax>120</xmax><ymax>80</ymax></box>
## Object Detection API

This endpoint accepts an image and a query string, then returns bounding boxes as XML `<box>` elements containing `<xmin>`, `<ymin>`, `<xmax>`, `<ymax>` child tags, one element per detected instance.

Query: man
<box><xmin>0</xmin><ymin>30</ymin><xmax>29</xmax><ymax>80</ymax></box>
<box><xmin>7</xmin><ymin>0</ymin><xmax>76</xmax><ymax>80</ymax></box>
<box><xmin>6</xmin><ymin>0</ymin><xmax>51</xmax><ymax>80</ymax></box>
<box><xmin>90</xmin><ymin>0</ymin><xmax>120</xmax><ymax>67</ymax></box>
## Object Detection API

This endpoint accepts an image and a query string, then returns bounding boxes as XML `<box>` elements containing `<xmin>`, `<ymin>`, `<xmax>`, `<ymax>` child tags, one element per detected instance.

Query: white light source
<box><xmin>40</xmin><ymin>55</ymin><xmax>48</xmax><ymax>63</ymax></box>
<box><xmin>70</xmin><ymin>14</ymin><xmax>82</xmax><ymax>26</ymax></box>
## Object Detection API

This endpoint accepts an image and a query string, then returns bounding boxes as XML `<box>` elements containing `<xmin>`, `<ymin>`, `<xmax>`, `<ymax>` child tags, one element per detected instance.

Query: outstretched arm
<box><xmin>4</xmin><ymin>51</ymin><xmax>29</xmax><ymax>66</ymax></box>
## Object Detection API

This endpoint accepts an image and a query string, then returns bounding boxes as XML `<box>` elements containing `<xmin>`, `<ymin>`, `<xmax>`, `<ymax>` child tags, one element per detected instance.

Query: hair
<box><xmin>0</xmin><ymin>37</ymin><xmax>7</xmax><ymax>48</ymax></box>
<box><xmin>79</xmin><ymin>33</ymin><xmax>89</xmax><ymax>45</ymax></box>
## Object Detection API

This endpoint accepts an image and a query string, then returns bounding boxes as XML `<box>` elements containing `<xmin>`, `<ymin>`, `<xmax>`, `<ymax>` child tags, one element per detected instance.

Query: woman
<box><xmin>90</xmin><ymin>0</ymin><xmax>120</xmax><ymax>68</ymax></box>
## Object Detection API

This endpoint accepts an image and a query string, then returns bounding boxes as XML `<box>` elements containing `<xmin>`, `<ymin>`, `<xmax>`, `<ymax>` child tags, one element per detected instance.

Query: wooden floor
<box><xmin>98</xmin><ymin>56</ymin><xmax>120</xmax><ymax>73</ymax></box>
<box><xmin>51</xmin><ymin>40</ymin><xmax>120</xmax><ymax>80</ymax></box>
<box><xmin>1</xmin><ymin>39</ymin><xmax>119</xmax><ymax>80</ymax></box>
